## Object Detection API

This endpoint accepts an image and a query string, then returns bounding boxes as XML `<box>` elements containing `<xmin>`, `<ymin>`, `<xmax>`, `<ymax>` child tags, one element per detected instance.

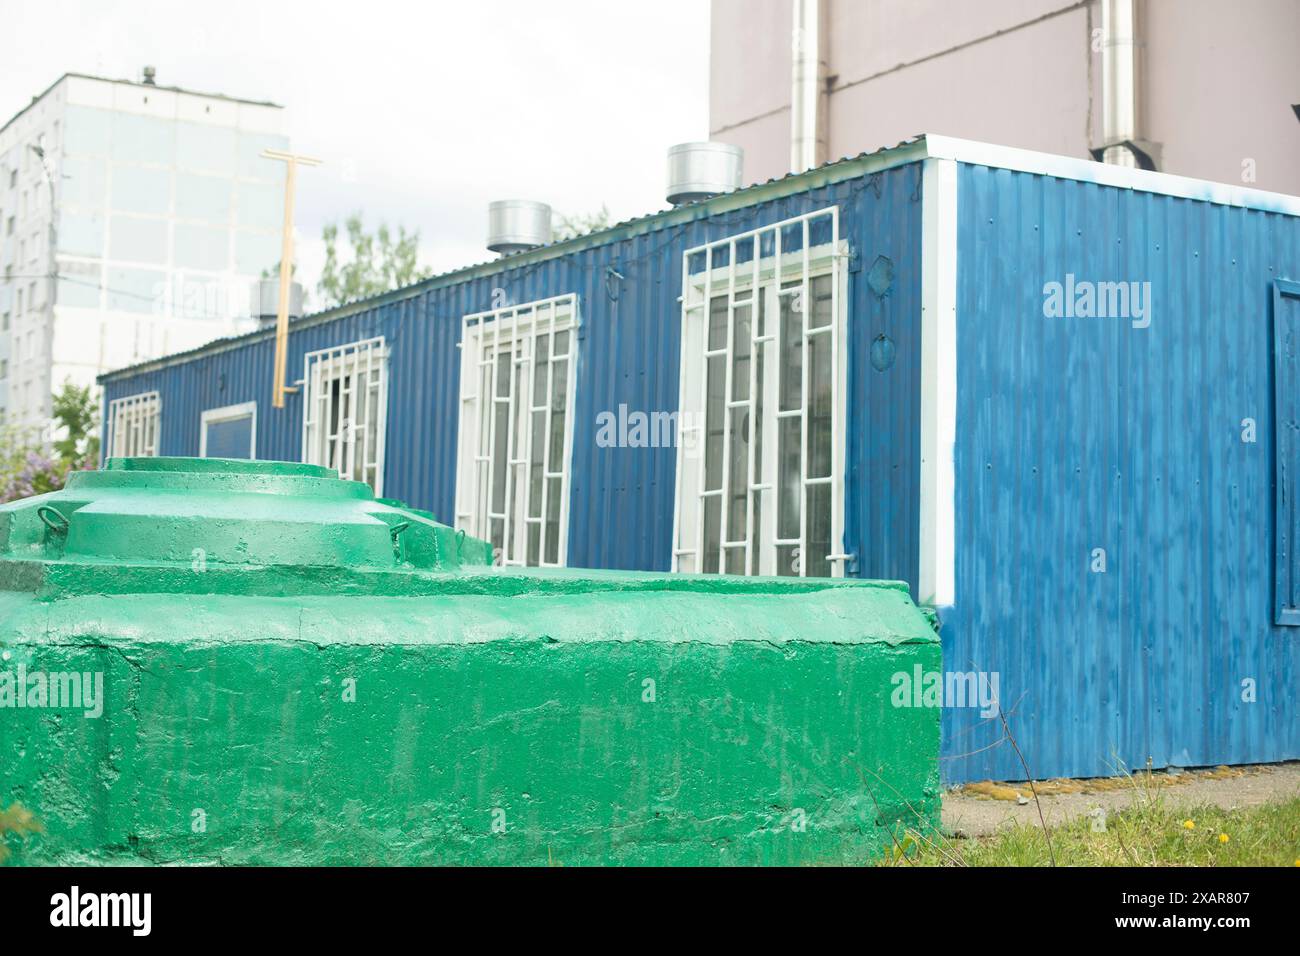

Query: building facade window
<box><xmin>106</xmin><ymin>391</ymin><xmax>161</xmax><ymax>458</ymax></box>
<box><xmin>301</xmin><ymin>337</ymin><xmax>388</xmax><ymax>494</ymax></box>
<box><xmin>673</xmin><ymin>207</ymin><xmax>847</xmax><ymax>578</ymax></box>
<box><xmin>200</xmin><ymin>401</ymin><xmax>257</xmax><ymax>460</ymax></box>
<box><xmin>455</xmin><ymin>294</ymin><xmax>578</xmax><ymax>567</ymax></box>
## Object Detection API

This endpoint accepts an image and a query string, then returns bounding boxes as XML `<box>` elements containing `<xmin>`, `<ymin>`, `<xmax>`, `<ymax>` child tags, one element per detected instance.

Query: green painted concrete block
<box><xmin>0</xmin><ymin>458</ymin><xmax>940</xmax><ymax>866</ymax></box>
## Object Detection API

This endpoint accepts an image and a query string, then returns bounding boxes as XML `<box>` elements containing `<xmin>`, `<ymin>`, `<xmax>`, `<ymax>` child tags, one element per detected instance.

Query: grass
<box><xmin>882</xmin><ymin>795</ymin><xmax>1300</xmax><ymax>867</ymax></box>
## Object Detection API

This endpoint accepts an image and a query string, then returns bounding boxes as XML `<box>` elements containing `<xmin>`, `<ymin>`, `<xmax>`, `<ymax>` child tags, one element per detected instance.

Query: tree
<box><xmin>317</xmin><ymin>214</ymin><xmax>432</xmax><ymax>309</ymax></box>
<box><xmin>52</xmin><ymin>380</ymin><xmax>99</xmax><ymax>464</ymax></box>
<box><xmin>0</xmin><ymin>380</ymin><xmax>99</xmax><ymax>503</ymax></box>
<box><xmin>554</xmin><ymin>204</ymin><xmax>612</xmax><ymax>241</ymax></box>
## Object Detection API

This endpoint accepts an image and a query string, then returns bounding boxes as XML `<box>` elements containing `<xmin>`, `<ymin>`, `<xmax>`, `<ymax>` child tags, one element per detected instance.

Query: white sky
<box><xmin>0</xmin><ymin>0</ymin><xmax>711</xmax><ymax>293</ymax></box>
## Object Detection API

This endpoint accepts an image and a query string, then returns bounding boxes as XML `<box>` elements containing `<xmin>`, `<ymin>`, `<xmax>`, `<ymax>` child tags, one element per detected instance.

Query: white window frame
<box><xmin>199</xmin><ymin>401</ymin><xmax>257</xmax><ymax>460</ymax></box>
<box><xmin>106</xmin><ymin>390</ymin><xmax>162</xmax><ymax>459</ymax></box>
<box><xmin>672</xmin><ymin>207</ymin><xmax>848</xmax><ymax>578</ymax></box>
<box><xmin>301</xmin><ymin>336</ymin><xmax>389</xmax><ymax>495</ymax></box>
<box><xmin>455</xmin><ymin>293</ymin><xmax>579</xmax><ymax>567</ymax></box>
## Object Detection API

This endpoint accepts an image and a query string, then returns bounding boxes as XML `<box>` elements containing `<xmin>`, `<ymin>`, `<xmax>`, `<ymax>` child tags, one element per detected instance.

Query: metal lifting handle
<box><xmin>37</xmin><ymin>505</ymin><xmax>70</xmax><ymax>536</ymax></box>
<box><xmin>389</xmin><ymin>521</ymin><xmax>411</xmax><ymax>559</ymax></box>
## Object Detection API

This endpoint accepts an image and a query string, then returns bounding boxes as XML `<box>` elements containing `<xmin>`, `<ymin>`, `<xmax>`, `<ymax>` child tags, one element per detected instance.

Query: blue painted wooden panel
<box><xmin>942</xmin><ymin>163</ymin><xmax>1300</xmax><ymax>782</ymax></box>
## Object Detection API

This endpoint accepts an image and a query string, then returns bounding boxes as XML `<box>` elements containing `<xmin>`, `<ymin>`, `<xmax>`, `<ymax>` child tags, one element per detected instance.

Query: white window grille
<box><xmin>106</xmin><ymin>391</ymin><xmax>161</xmax><ymax>459</ymax></box>
<box><xmin>455</xmin><ymin>294</ymin><xmax>578</xmax><ymax>567</ymax></box>
<box><xmin>673</xmin><ymin>207</ymin><xmax>847</xmax><ymax>577</ymax></box>
<box><xmin>302</xmin><ymin>337</ymin><xmax>388</xmax><ymax>495</ymax></box>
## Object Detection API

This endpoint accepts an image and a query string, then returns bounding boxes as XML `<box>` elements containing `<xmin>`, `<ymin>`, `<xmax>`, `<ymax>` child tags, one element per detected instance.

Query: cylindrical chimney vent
<box><xmin>666</xmin><ymin>142</ymin><xmax>744</xmax><ymax>205</ymax></box>
<box><xmin>252</xmin><ymin>278</ymin><xmax>304</xmax><ymax>330</ymax></box>
<box><xmin>487</xmin><ymin>200</ymin><xmax>552</xmax><ymax>256</ymax></box>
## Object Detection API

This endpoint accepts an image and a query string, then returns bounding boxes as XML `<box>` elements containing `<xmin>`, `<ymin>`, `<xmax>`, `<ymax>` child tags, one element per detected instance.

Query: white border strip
<box><xmin>919</xmin><ymin>157</ymin><xmax>958</xmax><ymax>607</ymax></box>
<box><xmin>928</xmin><ymin>134</ymin><xmax>1300</xmax><ymax>217</ymax></box>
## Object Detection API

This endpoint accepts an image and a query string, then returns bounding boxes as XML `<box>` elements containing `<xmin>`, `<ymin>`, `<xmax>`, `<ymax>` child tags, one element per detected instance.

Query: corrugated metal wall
<box><xmin>942</xmin><ymin>163</ymin><xmax>1300</xmax><ymax>782</ymax></box>
<box><xmin>103</xmin><ymin>164</ymin><xmax>925</xmax><ymax>582</ymax></box>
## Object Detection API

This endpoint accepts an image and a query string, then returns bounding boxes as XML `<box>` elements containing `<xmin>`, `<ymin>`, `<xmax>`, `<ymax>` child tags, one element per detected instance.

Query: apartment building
<box><xmin>0</xmin><ymin>71</ymin><xmax>288</xmax><ymax>435</ymax></box>
<box><xmin>710</xmin><ymin>0</ymin><xmax>1300</xmax><ymax>192</ymax></box>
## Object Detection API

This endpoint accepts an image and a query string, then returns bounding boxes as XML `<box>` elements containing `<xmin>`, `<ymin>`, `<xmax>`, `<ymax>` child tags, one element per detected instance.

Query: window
<box><xmin>200</xmin><ymin>401</ymin><xmax>256</xmax><ymax>460</ymax></box>
<box><xmin>302</xmin><ymin>337</ymin><xmax>388</xmax><ymax>494</ymax></box>
<box><xmin>1273</xmin><ymin>278</ymin><xmax>1300</xmax><ymax>624</ymax></box>
<box><xmin>673</xmin><ymin>207</ymin><xmax>847</xmax><ymax>578</ymax></box>
<box><xmin>0</xmin><ymin>360</ymin><xmax>7</xmax><ymax>380</ymax></box>
<box><xmin>106</xmin><ymin>391</ymin><xmax>161</xmax><ymax>458</ymax></box>
<box><xmin>455</xmin><ymin>294</ymin><xmax>578</xmax><ymax>567</ymax></box>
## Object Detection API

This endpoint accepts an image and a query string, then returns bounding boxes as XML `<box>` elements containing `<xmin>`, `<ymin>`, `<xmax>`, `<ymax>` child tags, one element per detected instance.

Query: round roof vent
<box><xmin>666</xmin><ymin>142</ymin><xmax>744</xmax><ymax>205</ymax></box>
<box><xmin>487</xmin><ymin>200</ymin><xmax>553</xmax><ymax>256</ymax></box>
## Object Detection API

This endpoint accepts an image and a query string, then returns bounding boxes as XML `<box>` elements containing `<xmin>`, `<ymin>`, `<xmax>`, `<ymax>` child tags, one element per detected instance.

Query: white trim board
<box><xmin>926</xmin><ymin>134</ymin><xmax>1300</xmax><ymax>218</ymax></box>
<box><xmin>918</xmin><ymin>157</ymin><xmax>958</xmax><ymax>608</ymax></box>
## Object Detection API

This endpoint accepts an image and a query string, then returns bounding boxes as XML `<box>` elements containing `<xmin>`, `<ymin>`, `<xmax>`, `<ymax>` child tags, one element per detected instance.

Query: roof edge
<box><xmin>99</xmin><ymin>133</ymin><xmax>1300</xmax><ymax>384</ymax></box>
<box><xmin>2</xmin><ymin>72</ymin><xmax>283</xmax><ymax>139</ymax></box>
<box><xmin>928</xmin><ymin>134</ymin><xmax>1300</xmax><ymax>218</ymax></box>
<box><xmin>99</xmin><ymin>136</ymin><xmax>931</xmax><ymax>383</ymax></box>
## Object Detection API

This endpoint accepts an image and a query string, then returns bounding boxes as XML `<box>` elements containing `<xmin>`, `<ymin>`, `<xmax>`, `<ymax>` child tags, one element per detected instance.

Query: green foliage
<box><xmin>0</xmin><ymin>380</ymin><xmax>99</xmax><ymax>502</ymax></box>
<box><xmin>317</xmin><ymin>214</ymin><xmax>431</xmax><ymax>309</ymax></box>
<box><xmin>883</xmin><ymin>794</ymin><xmax>1300</xmax><ymax>867</ymax></box>
<box><xmin>0</xmin><ymin>802</ymin><xmax>42</xmax><ymax>864</ymax></box>
<box><xmin>52</xmin><ymin>380</ymin><xmax>99</xmax><ymax>463</ymax></box>
<box><xmin>554</xmin><ymin>204</ymin><xmax>612</xmax><ymax>241</ymax></box>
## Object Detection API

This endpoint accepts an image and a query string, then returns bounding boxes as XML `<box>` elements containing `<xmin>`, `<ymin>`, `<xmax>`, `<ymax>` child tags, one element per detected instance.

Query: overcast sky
<box><xmin>0</xmin><ymin>0</ymin><xmax>710</xmax><ymax>292</ymax></box>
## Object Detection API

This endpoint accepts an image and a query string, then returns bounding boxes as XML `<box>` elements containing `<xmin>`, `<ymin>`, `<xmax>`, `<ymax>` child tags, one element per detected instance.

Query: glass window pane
<box><xmin>532</xmin><ymin>335</ymin><xmax>550</xmax><ymax>406</ymax></box>
<box><xmin>778</xmin><ymin>416</ymin><xmax>801</xmax><ymax>540</ymax></box>
<box><xmin>806</xmin><ymin>483</ymin><xmax>832</xmax><ymax>578</ymax></box>
<box><xmin>704</xmin><ymin>354</ymin><xmax>725</xmax><ymax>490</ymax></box>
<box><xmin>548</xmin><ymin>358</ymin><xmax>568</xmax><ymax>469</ymax></box>
<box><xmin>731</xmin><ymin>302</ymin><xmax>750</xmax><ymax>401</ymax></box>
<box><xmin>545</xmin><ymin>477</ymin><xmax>562</xmax><ymax>564</ymax></box>
<box><xmin>489</xmin><ymin>518</ymin><xmax>504</xmax><ymax>565</ymax></box>
<box><xmin>529</xmin><ymin>410</ymin><xmax>545</xmax><ymax>518</ymax></box>
<box><xmin>808</xmin><ymin>330</ymin><xmax>833</xmax><ymax>479</ymax></box>
<box><xmin>702</xmin><ymin>495</ymin><xmax>722</xmax><ymax>574</ymax></box>
<box><xmin>808</xmin><ymin>274</ymin><xmax>833</xmax><ymax>329</ymax></box>
<box><xmin>491</xmin><ymin>371</ymin><xmax>509</xmax><ymax>514</ymax></box>
<box><xmin>708</xmin><ymin>294</ymin><xmax>727</xmax><ymax>350</ymax></box>
<box><xmin>527</xmin><ymin>523</ymin><xmax>540</xmax><ymax>566</ymax></box>
<box><xmin>727</xmin><ymin>407</ymin><xmax>749</xmax><ymax>552</ymax></box>
<box><xmin>779</xmin><ymin>291</ymin><xmax>802</xmax><ymax>411</ymax></box>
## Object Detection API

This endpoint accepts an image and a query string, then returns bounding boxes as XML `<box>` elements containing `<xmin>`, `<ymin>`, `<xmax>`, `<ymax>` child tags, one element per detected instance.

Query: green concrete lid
<box><xmin>0</xmin><ymin>457</ymin><xmax>492</xmax><ymax>596</ymax></box>
<box><xmin>0</xmin><ymin>459</ymin><xmax>938</xmax><ymax>643</ymax></box>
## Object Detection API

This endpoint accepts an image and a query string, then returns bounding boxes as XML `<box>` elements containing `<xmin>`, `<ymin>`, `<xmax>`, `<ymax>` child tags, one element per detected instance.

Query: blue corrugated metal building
<box><xmin>99</xmin><ymin>135</ymin><xmax>1300</xmax><ymax>783</ymax></box>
